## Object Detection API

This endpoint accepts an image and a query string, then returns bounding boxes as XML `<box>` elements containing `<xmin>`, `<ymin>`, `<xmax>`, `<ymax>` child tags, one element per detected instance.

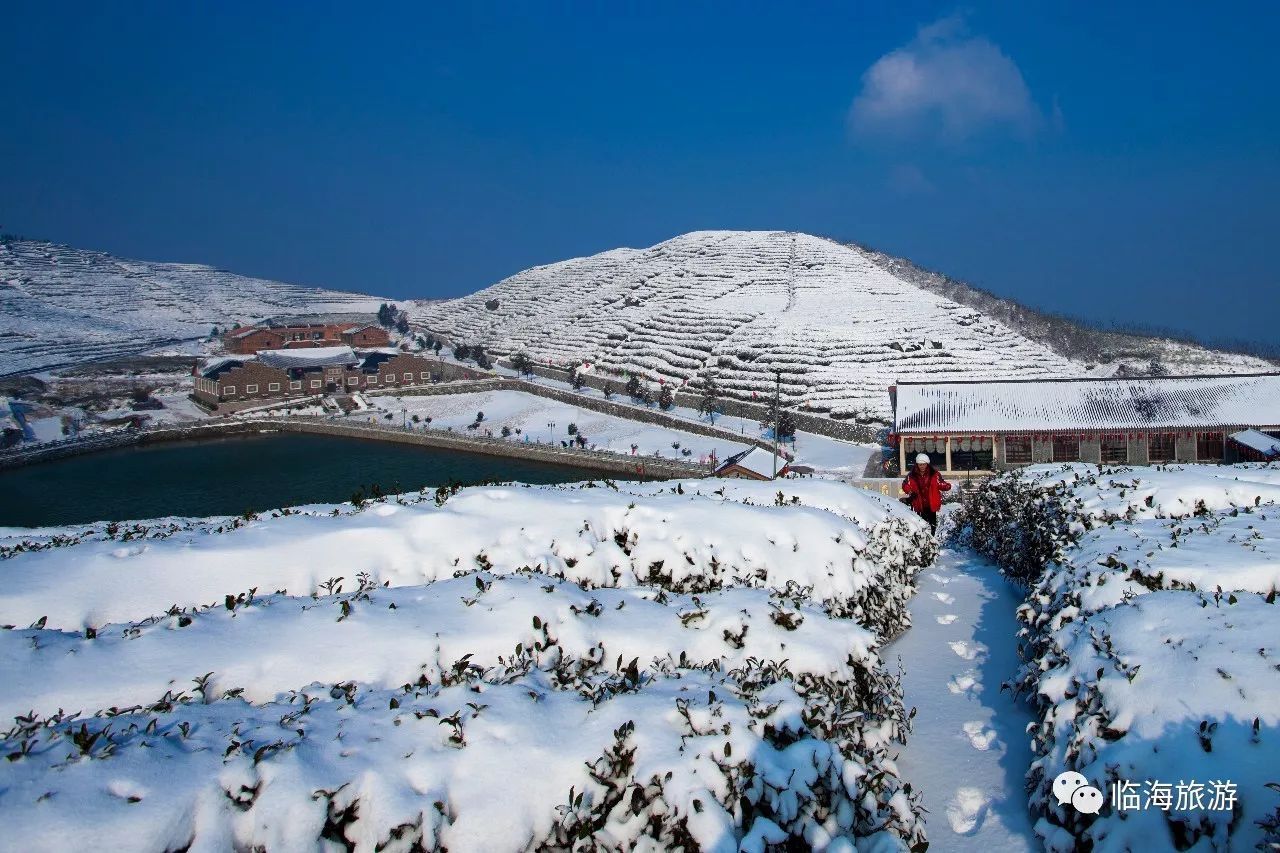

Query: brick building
<box><xmin>223</xmin><ymin>320</ymin><xmax>389</xmax><ymax>355</ymax></box>
<box><xmin>192</xmin><ymin>347</ymin><xmax>445</xmax><ymax>410</ymax></box>
<box><xmin>890</xmin><ymin>372</ymin><xmax>1280</xmax><ymax>474</ymax></box>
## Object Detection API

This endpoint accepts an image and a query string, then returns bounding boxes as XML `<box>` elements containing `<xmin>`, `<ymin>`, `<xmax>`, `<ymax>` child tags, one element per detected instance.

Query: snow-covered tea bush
<box><xmin>0</xmin><ymin>479</ymin><xmax>931</xmax><ymax>851</ymax></box>
<box><xmin>958</xmin><ymin>463</ymin><xmax>1280</xmax><ymax>851</ymax></box>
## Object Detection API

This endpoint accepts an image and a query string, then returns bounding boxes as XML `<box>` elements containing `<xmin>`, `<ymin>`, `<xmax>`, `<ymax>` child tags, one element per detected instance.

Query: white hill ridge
<box><xmin>414</xmin><ymin>230</ymin><xmax>1271</xmax><ymax>422</ymax></box>
<box><xmin>0</xmin><ymin>239</ymin><xmax>386</xmax><ymax>376</ymax></box>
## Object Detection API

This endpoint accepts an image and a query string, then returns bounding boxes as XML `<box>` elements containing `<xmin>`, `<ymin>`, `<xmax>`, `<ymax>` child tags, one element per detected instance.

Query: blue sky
<box><xmin>2</xmin><ymin>2</ymin><xmax>1277</xmax><ymax>346</ymax></box>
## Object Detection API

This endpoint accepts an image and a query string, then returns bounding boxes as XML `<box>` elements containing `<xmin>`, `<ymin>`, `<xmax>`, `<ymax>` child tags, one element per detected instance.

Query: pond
<box><xmin>0</xmin><ymin>432</ymin><xmax>623</xmax><ymax>528</ymax></box>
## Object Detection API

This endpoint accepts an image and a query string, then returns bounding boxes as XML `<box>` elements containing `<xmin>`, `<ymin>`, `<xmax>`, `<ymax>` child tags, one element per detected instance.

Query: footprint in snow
<box><xmin>962</xmin><ymin>720</ymin><xmax>999</xmax><ymax>751</ymax></box>
<box><xmin>948</xmin><ymin>641</ymin><xmax>981</xmax><ymax>660</ymax></box>
<box><xmin>946</xmin><ymin>787</ymin><xmax>991</xmax><ymax>835</ymax></box>
<box><xmin>947</xmin><ymin>671</ymin><xmax>979</xmax><ymax>695</ymax></box>
<box><xmin>936</xmin><ymin>614</ymin><xmax>958</xmax><ymax>625</ymax></box>
<box><xmin>933</xmin><ymin>592</ymin><xmax>955</xmax><ymax>604</ymax></box>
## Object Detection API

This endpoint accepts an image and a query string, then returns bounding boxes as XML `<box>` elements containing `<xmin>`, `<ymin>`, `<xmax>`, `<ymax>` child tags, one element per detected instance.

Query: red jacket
<box><xmin>902</xmin><ymin>467</ymin><xmax>951</xmax><ymax>513</ymax></box>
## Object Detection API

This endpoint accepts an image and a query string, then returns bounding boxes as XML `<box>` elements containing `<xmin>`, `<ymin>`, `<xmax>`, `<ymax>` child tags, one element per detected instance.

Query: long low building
<box><xmin>192</xmin><ymin>347</ymin><xmax>446</xmax><ymax>411</ymax></box>
<box><xmin>890</xmin><ymin>372</ymin><xmax>1280</xmax><ymax>473</ymax></box>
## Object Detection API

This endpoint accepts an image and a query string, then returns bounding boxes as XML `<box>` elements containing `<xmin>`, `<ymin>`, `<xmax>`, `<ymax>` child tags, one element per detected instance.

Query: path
<box><xmin>888</xmin><ymin>530</ymin><xmax>1037</xmax><ymax>851</ymax></box>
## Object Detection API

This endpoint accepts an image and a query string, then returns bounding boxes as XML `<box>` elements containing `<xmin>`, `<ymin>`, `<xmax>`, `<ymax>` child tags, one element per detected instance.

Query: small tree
<box><xmin>658</xmin><ymin>385</ymin><xmax>674</xmax><ymax>410</ymax></box>
<box><xmin>395</xmin><ymin>312</ymin><xmax>410</xmax><ymax>335</ymax></box>
<box><xmin>475</xmin><ymin>411</ymin><xmax>485</xmax><ymax>423</ymax></box>
<box><xmin>777</xmin><ymin>410</ymin><xmax>797</xmax><ymax>441</ymax></box>
<box><xmin>510</xmin><ymin>352</ymin><xmax>534</xmax><ymax>378</ymax></box>
<box><xmin>377</xmin><ymin>303</ymin><xmax>398</xmax><ymax>327</ymax></box>
<box><xmin>570</xmin><ymin>366</ymin><xmax>585</xmax><ymax>391</ymax></box>
<box><xmin>433</xmin><ymin>340</ymin><xmax>443</xmax><ymax>354</ymax></box>
<box><xmin>567</xmin><ymin>423</ymin><xmax>577</xmax><ymax>435</ymax></box>
<box><xmin>698</xmin><ymin>372</ymin><xmax>722</xmax><ymax>423</ymax></box>
<box><xmin>625</xmin><ymin>375</ymin><xmax>641</xmax><ymax>399</ymax></box>
<box><xmin>501</xmin><ymin>425</ymin><xmax>512</xmax><ymax>437</ymax></box>
<box><xmin>454</xmin><ymin>343</ymin><xmax>472</xmax><ymax>360</ymax></box>
<box><xmin>603</xmin><ymin>383</ymin><xmax>615</xmax><ymax>400</ymax></box>
<box><xmin>638</xmin><ymin>385</ymin><xmax>654</xmax><ymax>406</ymax></box>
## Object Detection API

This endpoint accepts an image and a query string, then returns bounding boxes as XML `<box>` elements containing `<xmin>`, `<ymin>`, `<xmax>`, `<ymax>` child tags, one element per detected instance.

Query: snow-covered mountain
<box><xmin>0</xmin><ymin>239</ymin><xmax>386</xmax><ymax>375</ymax></box>
<box><xmin>413</xmin><ymin>231</ymin><xmax>1273</xmax><ymax>422</ymax></box>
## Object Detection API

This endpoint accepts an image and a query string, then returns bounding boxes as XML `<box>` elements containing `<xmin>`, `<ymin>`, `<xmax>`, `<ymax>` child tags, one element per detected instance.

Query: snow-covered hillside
<box><xmin>0</xmin><ymin>240</ymin><xmax>386</xmax><ymax>375</ymax></box>
<box><xmin>412</xmin><ymin>231</ymin><xmax>1272</xmax><ymax>423</ymax></box>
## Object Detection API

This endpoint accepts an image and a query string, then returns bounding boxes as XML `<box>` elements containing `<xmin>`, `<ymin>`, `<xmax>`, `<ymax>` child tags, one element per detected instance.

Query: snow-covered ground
<box><xmin>0</xmin><ymin>478</ymin><xmax>936</xmax><ymax>851</ymax></box>
<box><xmin>888</xmin><ymin>519</ymin><xmax>1036</xmax><ymax>850</ymax></box>
<box><xmin>960</xmin><ymin>462</ymin><xmax>1280</xmax><ymax>851</ymax></box>
<box><xmin>358</xmin><ymin>389</ymin><xmax>750</xmax><ymax>465</ymax></box>
<box><xmin>422</xmin><ymin>373</ymin><xmax>878</xmax><ymax>476</ymax></box>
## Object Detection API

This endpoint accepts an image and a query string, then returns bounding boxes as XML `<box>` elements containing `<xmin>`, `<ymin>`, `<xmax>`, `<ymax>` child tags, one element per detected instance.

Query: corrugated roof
<box><xmin>257</xmin><ymin>346</ymin><xmax>359</xmax><ymax>369</ymax></box>
<box><xmin>894</xmin><ymin>373</ymin><xmax>1280</xmax><ymax>434</ymax></box>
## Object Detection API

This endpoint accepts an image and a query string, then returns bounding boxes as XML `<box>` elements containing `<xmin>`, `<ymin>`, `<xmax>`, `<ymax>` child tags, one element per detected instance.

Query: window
<box><xmin>1148</xmin><ymin>432</ymin><xmax>1175</xmax><ymax>462</ymax></box>
<box><xmin>1052</xmin><ymin>435</ymin><xmax>1080</xmax><ymax>462</ymax></box>
<box><xmin>384</xmin><ymin>374</ymin><xmax>394</xmax><ymax>383</ymax></box>
<box><xmin>367</xmin><ymin>375</ymin><xmax>377</xmax><ymax>384</ymax></box>
<box><xmin>246</xmin><ymin>384</ymin><xmax>258</xmax><ymax>393</ymax></box>
<box><xmin>290</xmin><ymin>381</ymin><xmax>301</xmax><ymax>390</ymax></box>
<box><xmin>403</xmin><ymin>372</ymin><xmax>413</xmax><ymax>381</ymax></box>
<box><xmin>1196</xmin><ymin>431</ymin><xmax>1224</xmax><ymax>461</ymax></box>
<box><xmin>1100</xmin><ymin>434</ymin><xmax>1128</xmax><ymax>463</ymax></box>
<box><xmin>1004</xmin><ymin>437</ymin><xmax>1032</xmax><ymax>464</ymax></box>
<box><xmin>420</xmin><ymin>372</ymin><xmax>430</xmax><ymax>380</ymax></box>
<box><xmin>268</xmin><ymin>382</ymin><xmax>280</xmax><ymax>392</ymax></box>
<box><xmin>312</xmin><ymin>331</ymin><xmax>322</xmax><ymax>340</ymax></box>
<box><xmin>223</xmin><ymin>385</ymin><xmax>236</xmax><ymax>395</ymax></box>
<box><xmin>310</xmin><ymin>380</ymin><xmax>322</xmax><ymax>389</ymax></box>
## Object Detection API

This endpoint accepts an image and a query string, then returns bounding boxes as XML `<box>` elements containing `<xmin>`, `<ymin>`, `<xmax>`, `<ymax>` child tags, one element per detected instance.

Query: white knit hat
<box><xmin>915</xmin><ymin>453</ymin><xmax>930</xmax><ymax>464</ymax></box>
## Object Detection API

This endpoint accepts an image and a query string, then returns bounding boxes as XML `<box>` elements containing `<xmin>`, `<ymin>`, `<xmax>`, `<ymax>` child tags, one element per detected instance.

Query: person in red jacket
<box><xmin>902</xmin><ymin>452</ymin><xmax>951</xmax><ymax>532</ymax></box>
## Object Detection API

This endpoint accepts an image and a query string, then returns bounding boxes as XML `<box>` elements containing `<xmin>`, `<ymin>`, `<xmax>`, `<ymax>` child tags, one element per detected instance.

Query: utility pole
<box><xmin>772</xmin><ymin>369</ymin><xmax>781</xmax><ymax>479</ymax></box>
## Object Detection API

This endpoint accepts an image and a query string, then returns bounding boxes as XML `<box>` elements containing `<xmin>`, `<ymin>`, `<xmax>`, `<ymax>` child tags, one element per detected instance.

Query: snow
<box><xmin>256</xmin><ymin>346</ymin><xmax>359</xmax><ymax>368</ymax></box>
<box><xmin>410</xmin><ymin>231</ymin><xmax>1273</xmax><ymax>423</ymax></box>
<box><xmin>887</xmin><ymin>528</ymin><xmax>1036</xmax><ymax>850</ymax></box>
<box><xmin>720</xmin><ymin>446</ymin><xmax>789</xmax><ymax>478</ymax></box>
<box><xmin>960</xmin><ymin>462</ymin><xmax>1280</xmax><ymax>851</ymax></box>
<box><xmin>895</xmin><ymin>373</ymin><xmax>1280</xmax><ymax>434</ymax></box>
<box><xmin>477</xmin><ymin>370</ymin><xmax>878</xmax><ymax>475</ymax></box>
<box><xmin>360</xmin><ymin>389</ymin><xmax>751</xmax><ymax>464</ymax></box>
<box><xmin>1231</xmin><ymin>427</ymin><xmax>1280</xmax><ymax>457</ymax></box>
<box><xmin>0</xmin><ymin>478</ymin><xmax>934</xmax><ymax>850</ymax></box>
<box><xmin>0</xmin><ymin>239</ymin><xmax>386</xmax><ymax>376</ymax></box>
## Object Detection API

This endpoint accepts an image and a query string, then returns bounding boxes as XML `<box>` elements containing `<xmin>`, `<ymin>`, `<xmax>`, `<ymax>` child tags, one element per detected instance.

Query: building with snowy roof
<box><xmin>890</xmin><ymin>372</ymin><xmax>1280</xmax><ymax>473</ymax></box>
<box><xmin>223</xmin><ymin>319</ymin><xmax>388</xmax><ymax>354</ymax></box>
<box><xmin>191</xmin><ymin>348</ymin><xmax>448</xmax><ymax>412</ymax></box>
<box><xmin>714</xmin><ymin>446</ymin><xmax>791</xmax><ymax>481</ymax></box>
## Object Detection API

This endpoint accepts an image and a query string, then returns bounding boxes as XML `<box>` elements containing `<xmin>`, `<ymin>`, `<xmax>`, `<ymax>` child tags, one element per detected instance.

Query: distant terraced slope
<box><xmin>411</xmin><ymin>231</ymin><xmax>1076</xmax><ymax>421</ymax></box>
<box><xmin>412</xmin><ymin>231</ymin><xmax>1271</xmax><ymax>423</ymax></box>
<box><xmin>0</xmin><ymin>240</ymin><xmax>385</xmax><ymax>375</ymax></box>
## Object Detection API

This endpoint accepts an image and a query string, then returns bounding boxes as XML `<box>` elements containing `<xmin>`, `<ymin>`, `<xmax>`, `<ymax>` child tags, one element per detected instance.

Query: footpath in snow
<box><xmin>888</xmin><ymin>519</ymin><xmax>1036</xmax><ymax>851</ymax></box>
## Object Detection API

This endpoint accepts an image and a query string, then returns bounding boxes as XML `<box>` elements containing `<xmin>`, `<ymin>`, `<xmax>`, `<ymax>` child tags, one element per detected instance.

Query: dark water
<box><xmin>0</xmin><ymin>433</ymin><xmax>619</xmax><ymax>528</ymax></box>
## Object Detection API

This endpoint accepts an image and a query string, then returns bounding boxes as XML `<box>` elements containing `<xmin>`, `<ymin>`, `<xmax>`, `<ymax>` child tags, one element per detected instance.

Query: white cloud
<box><xmin>850</xmin><ymin>15</ymin><xmax>1042</xmax><ymax>143</ymax></box>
